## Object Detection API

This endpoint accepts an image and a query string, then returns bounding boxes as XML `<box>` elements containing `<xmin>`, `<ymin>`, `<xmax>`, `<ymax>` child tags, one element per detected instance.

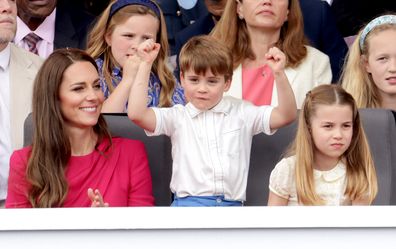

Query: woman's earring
<box><xmin>238</xmin><ymin>14</ymin><xmax>244</xmax><ymax>20</ymax></box>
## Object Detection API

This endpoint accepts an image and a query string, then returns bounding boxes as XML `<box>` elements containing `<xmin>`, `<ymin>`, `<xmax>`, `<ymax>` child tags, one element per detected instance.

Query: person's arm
<box><xmin>128</xmin><ymin>141</ymin><xmax>155</xmax><ymax>206</ymax></box>
<box><xmin>267</xmin><ymin>157</ymin><xmax>292</xmax><ymax>206</ymax></box>
<box><xmin>268</xmin><ymin>191</ymin><xmax>289</xmax><ymax>206</ymax></box>
<box><xmin>5</xmin><ymin>150</ymin><xmax>32</xmax><ymax>208</ymax></box>
<box><xmin>266</xmin><ymin>47</ymin><xmax>297</xmax><ymax>130</ymax></box>
<box><xmin>127</xmin><ymin>39</ymin><xmax>159</xmax><ymax>133</ymax></box>
<box><xmin>101</xmin><ymin>55</ymin><xmax>141</xmax><ymax>113</ymax></box>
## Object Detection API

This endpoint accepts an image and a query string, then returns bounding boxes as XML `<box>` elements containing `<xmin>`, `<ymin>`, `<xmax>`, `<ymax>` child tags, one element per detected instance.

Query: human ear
<box><xmin>104</xmin><ymin>31</ymin><xmax>112</xmax><ymax>46</ymax></box>
<box><xmin>224</xmin><ymin>79</ymin><xmax>232</xmax><ymax>92</ymax></box>
<box><xmin>236</xmin><ymin>0</ymin><xmax>244</xmax><ymax>20</ymax></box>
<box><xmin>362</xmin><ymin>55</ymin><xmax>372</xmax><ymax>74</ymax></box>
<box><xmin>284</xmin><ymin>9</ymin><xmax>289</xmax><ymax>22</ymax></box>
<box><xmin>180</xmin><ymin>72</ymin><xmax>186</xmax><ymax>88</ymax></box>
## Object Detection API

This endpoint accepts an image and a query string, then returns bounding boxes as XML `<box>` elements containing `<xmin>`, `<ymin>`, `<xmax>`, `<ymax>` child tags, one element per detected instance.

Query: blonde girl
<box><xmin>268</xmin><ymin>84</ymin><xmax>377</xmax><ymax>206</ymax></box>
<box><xmin>341</xmin><ymin>14</ymin><xmax>396</xmax><ymax>111</ymax></box>
<box><xmin>87</xmin><ymin>0</ymin><xmax>185</xmax><ymax>112</ymax></box>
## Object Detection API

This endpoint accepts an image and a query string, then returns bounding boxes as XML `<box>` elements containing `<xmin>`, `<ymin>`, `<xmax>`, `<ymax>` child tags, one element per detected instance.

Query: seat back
<box><xmin>24</xmin><ymin>109</ymin><xmax>396</xmax><ymax>206</ymax></box>
<box><xmin>245</xmin><ymin>109</ymin><xmax>396</xmax><ymax>206</ymax></box>
<box><xmin>24</xmin><ymin>113</ymin><xmax>173</xmax><ymax>206</ymax></box>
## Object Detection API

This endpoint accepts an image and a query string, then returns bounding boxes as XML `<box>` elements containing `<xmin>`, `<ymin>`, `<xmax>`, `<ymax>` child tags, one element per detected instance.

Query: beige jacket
<box><xmin>9</xmin><ymin>43</ymin><xmax>43</xmax><ymax>149</ymax></box>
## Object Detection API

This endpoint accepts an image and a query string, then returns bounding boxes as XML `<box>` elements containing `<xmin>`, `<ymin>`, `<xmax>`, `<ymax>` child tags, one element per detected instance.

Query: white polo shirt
<box><xmin>148</xmin><ymin>96</ymin><xmax>274</xmax><ymax>201</ymax></box>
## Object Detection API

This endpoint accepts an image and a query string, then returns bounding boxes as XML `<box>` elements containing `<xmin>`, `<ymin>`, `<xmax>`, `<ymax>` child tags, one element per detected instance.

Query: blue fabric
<box><xmin>96</xmin><ymin>58</ymin><xmax>185</xmax><ymax>109</ymax></box>
<box><xmin>299</xmin><ymin>0</ymin><xmax>348</xmax><ymax>82</ymax></box>
<box><xmin>171</xmin><ymin>196</ymin><xmax>243</xmax><ymax>207</ymax></box>
<box><xmin>110</xmin><ymin>0</ymin><xmax>161</xmax><ymax>18</ymax></box>
<box><xmin>359</xmin><ymin>15</ymin><xmax>396</xmax><ymax>50</ymax></box>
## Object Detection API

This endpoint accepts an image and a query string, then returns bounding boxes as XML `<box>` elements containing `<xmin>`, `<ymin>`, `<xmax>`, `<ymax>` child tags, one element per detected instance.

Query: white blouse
<box><xmin>269</xmin><ymin>156</ymin><xmax>351</xmax><ymax>205</ymax></box>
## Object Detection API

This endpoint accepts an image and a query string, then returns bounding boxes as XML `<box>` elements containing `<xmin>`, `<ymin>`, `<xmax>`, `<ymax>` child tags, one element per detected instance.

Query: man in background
<box><xmin>0</xmin><ymin>0</ymin><xmax>42</xmax><ymax>207</ymax></box>
<box><xmin>14</xmin><ymin>0</ymin><xmax>94</xmax><ymax>58</ymax></box>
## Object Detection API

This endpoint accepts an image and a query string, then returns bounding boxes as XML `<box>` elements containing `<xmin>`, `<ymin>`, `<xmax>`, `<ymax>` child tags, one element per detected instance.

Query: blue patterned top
<box><xmin>96</xmin><ymin>58</ymin><xmax>185</xmax><ymax>109</ymax></box>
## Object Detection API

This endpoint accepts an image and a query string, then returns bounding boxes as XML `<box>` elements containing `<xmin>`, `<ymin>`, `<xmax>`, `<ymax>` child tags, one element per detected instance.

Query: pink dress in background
<box><xmin>242</xmin><ymin>64</ymin><xmax>274</xmax><ymax>106</ymax></box>
<box><xmin>6</xmin><ymin>137</ymin><xmax>154</xmax><ymax>208</ymax></box>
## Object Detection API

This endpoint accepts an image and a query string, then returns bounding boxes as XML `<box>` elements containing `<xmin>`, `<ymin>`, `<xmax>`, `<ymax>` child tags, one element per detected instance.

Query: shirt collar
<box><xmin>186</xmin><ymin>96</ymin><xmax>232</xmax><ymax>118</ymax></box>
<box><xmin>0</xmin><ymin>43</ymin><xmax>11</xmax><ymax>71</ymax></box>
<box><xmin>314</xmin><ymin>161</ymin><xmax>346</xmax><ymax>182</ymax></box>
<box><xmin>14</xmin><ymin>8</ymin><xmax>56</xmax><ymax>44</ymax></box>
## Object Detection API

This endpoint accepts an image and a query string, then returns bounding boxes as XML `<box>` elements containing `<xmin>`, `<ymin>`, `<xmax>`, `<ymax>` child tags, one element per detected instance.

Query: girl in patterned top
<box><xmin>87</xmin><ymin>0</ymin><xmax>185</xmax><ymax>112</ymax></box>
<box><xmin>268</xmin><ymin>85</ymin><xmax>377</xmax><ymax>206</ymax></box>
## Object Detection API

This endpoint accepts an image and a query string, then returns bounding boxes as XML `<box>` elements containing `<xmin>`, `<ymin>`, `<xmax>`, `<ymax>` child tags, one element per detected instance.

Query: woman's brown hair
<box><xmin>27</xmin><ymin>48</ymin><xmax>112</xmax><ymax>207</ymax></box>
<box><xmin>211</xmin><ymin>0</ymin><xmax>307</xmax><ymax>68</ymax></box>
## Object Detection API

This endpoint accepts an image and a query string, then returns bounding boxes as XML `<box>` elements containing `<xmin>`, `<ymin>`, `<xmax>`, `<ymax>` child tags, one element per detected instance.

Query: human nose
<box><xmin>197</xmin><ymin>83</ymin><xmax>208</xmax><ymax>93</ymax></box>
<box><xmin>86</xmin><ymin>87</ymin><xmax>100</xmax><ymax>101</ymax></box>
<box><xmin>389</xmin><ymin>58</ymin><xmax>396</xmax><ymax>72</ymax></box>
<box><xmin>0</xmin><ymin>0</ymin><xmax>12</xmax><ymax>13</ymax></box>
<box><xmin>333</xmin><ymin>127</ymin><xmax>343</xmax><ymax>139</ymax></box>
<box><xmin>128</xmin><ymin>39</ymin><xmax>139</xmax><ymax>52</ymax></box>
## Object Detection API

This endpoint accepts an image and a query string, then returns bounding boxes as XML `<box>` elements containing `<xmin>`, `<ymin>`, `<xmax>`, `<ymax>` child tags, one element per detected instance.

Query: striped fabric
<box><xmin>23</xmin><ymin>33</ymin><xmax>41</xmax><ymax>55</ymax></box>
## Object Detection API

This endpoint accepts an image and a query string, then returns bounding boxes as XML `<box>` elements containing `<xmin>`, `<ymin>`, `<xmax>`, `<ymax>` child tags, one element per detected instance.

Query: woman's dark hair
<box><xmin>27</xmin><ymin>48</ymin><xmax>112</xmax><ymax>207</ymax></box>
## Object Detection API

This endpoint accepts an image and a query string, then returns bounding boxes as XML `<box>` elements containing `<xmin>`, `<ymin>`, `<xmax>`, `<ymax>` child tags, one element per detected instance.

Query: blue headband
<box><xmin>359</xmin><ymin>15</ymin><xmax>396</xmax><ymax>50</ymax></box>
<box><xmin>109</xmin><ymin>0</ymin><xmax>161</xmax><ymax>19</ymax></box>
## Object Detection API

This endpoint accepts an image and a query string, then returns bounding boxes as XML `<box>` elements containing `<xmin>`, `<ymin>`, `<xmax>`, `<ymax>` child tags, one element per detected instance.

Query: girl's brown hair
<box><xmin>291</xmin><ymin>84</ymin><xmax>377</xmax><ymax>205</ymax></box>
<box><xmin>87</xmin><ymin>0</ymin><xmax>176</xmax><ymax>107</ymax></box>
<box><xmin>28</xmin><ymin>48</ymin><xmax>112</xmax><ymax>207</ymax></box>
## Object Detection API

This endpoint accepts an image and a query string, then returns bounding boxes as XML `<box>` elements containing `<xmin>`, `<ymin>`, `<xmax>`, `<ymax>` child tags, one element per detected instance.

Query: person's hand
<box><xmin>265</xmin><ymin>47</ymin><xmax>286</xmax><ymax>74</ymax></box>
<box><xmin>123</xmin><ymin>54</ymin><xmax>141</xmax><ymax>82</ymax></box>
<box><xmin>137</xmin><ymin>39</ymin><xmax>160</xmax><ymax>64</ymax></box>
<box><xmin>87</xmin><ymin>188</ymin><xmax>109</xmax><ymax>207</ymax></box>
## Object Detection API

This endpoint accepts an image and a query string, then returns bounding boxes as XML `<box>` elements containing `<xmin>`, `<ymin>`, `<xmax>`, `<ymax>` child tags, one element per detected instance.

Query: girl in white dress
<box><xmin>268</xmin><ymin>84</ymin><xmax>378</xmax><ymax>206</ymax></box>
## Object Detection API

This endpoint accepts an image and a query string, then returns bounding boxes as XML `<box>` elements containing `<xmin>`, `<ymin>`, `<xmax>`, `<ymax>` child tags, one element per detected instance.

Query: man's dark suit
<box><xmin>157</xmin><ymin>0</ymin><xmax>208</xmax><ymax>55</ymax></box>
<box><xmin>331</xmin><ymin>0</ymin><xmax>396</xmax><ymax>37</ymax></box>
<box><xmin>300</xmin><ymin>0</ymin><xmax>348</xmax><ymax>82</ymax></box>
<box><xmin>54</xmin><ymin>0</ymin><xmax>95</xmax><ymax>50</ymax></box>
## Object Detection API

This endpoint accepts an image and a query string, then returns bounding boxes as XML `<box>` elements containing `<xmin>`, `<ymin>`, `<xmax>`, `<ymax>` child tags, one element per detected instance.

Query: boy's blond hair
<box><xmin>179</xmin><ymin>35</ymin><xmax>233</xmax><ymax>81</ymax></box>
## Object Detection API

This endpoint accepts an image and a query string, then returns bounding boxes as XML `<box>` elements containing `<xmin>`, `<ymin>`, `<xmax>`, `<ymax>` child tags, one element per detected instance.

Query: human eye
<box><xmin>322</xmin><ymin>124</ymin><xmax>333</xmax><ymax>129</ymax></box>
<box><xmin>343</xmin><ymin>123</ymin><xmax>352</xmax><ymax>129</ymax></box>
<box><xmin>93</xmin><ymin>81</ymin><xmax>101</xmax><ymax>90</ymax></box>
<box><xmin>143</xmin><ymin>35</ymin><xmax>154</xmax><ymax>41</ymax></box>
<box><xmin>123</xmin><ymin>33</ymin><xmax>134</xmax><ymax>38</ymax></box>
<box><xmin>188</xmin><ymin>78</ymin><xmax>199</xmax><ymax>84</ymax></box>
<box><xmin>377</xmin><ymin>56</ymin><xmax>388</xmax><ymax>62</ymax></box>
<box><xmin>71</xmin><ymin>86</ymin><xmax>84</xmax><ymax>92</ymax></box>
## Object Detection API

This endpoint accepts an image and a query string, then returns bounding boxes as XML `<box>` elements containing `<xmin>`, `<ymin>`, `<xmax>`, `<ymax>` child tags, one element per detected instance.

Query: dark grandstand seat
<box><xmin>24</xmin><ymin>109</ymin><xmax>396</xmax><ymax>206</ymax></box>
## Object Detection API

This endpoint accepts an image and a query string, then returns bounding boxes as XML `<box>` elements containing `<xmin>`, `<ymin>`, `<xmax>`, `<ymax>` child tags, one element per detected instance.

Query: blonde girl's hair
<box><xmin>210</xmin><ymin>0</ymin><xmax>307</xmax><ymax>69</ymax></box>
<box><xmin>290</xmin><ymin>84</ymin><xmax>377</xmax><ymax>205</ymax></box>
<box><xmin>86</xmin><ymin>0</ymin><xmax>176</xmax><ymax>107</ymax></box>
<box><xmin>341</xmin><ymin>23</ymin><xmax>396</xmax><ymax>108</ymax></box>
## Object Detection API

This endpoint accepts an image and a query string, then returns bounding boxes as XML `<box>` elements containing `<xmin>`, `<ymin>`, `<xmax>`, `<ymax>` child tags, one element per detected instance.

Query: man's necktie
<box><xmin>23</xmin><ymin>32</ymin><xmax>41</xmax><ymax>55</ymax></box>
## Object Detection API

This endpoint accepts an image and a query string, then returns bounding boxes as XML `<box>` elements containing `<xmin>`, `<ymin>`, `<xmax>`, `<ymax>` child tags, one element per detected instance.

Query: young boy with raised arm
<box><xmin>128</xmin><ymin>35</ymin><xmax>297</xmax><ymax>206</ymax></box>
